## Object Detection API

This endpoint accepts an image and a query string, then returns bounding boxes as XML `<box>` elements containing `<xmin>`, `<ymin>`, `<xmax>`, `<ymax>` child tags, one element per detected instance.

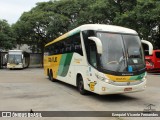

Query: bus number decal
<box><xmin>88</xmin><ymin>82</ymin><xmax>97</xmax><ymax>91</ymax></box>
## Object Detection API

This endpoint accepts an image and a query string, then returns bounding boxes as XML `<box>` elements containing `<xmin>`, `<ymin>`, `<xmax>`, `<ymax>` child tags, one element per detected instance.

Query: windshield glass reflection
<box><xmin>96</xmin><ymin>32</ymin><xmax>145</xmax><ymax>72</ymax></box>
<box><xmin>8</xmin><ymin>54</ymin><xmax>22</xmax><ymax>64</ymax></box>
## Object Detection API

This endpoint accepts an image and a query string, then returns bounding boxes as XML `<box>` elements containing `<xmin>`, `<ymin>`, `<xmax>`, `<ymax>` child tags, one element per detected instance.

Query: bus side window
<box><xmin>54</xmin><ymin>43</ymin><xmax>59</xmax><ymax>54</ymax></box>
<box><xmin>70</xmin><ymin>44</ymin><xmax>75</xmax><ymax>52</ymax></box>
<box><xmin>47</xmin><ymin>45</ymin><xmax>53</xmax><ymax>56</ymax></box>
<box><xmin>73</xmin><ymin>33</ymin><xmax>83</xmax><ymax>56</ymax></box>
<box><xmin>65</xmin><ymin>45</ymin><xmax>71</xmax><ymax>52</ymax></box>
<box><xmin>58</xmin><ymin>42</ymin><xmax>63</xmax><ymax>54</ymax></box>
<box><xmin>50</xmin><ymin>44</ymin><xmax>54</xmax><ymax>55</ymax></box>
<box><xmin>155</xmin><ymin>52</ymin><xmax>160</xmax><ymax>58</ymax></box>
<box><xmin>65</xmin><ymin>38</ymin><xmax>72</xmax><ymax>53</ymax></box>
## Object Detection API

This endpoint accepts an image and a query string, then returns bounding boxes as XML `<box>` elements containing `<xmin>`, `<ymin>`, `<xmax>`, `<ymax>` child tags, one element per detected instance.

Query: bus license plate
<box><xmin>124</xmin><ymin>87</ymin><xmax>132</xmax><ymax>92</ymax></box>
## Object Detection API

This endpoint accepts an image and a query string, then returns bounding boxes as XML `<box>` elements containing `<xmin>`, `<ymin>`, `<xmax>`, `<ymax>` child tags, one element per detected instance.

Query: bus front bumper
<box><xmin>97</xmin><ymin>79</ymin><xmax>147</xmax><ymax>95</ymax></box>
<box><xmin>7</xmin><ymin>64</ymin><xmax>23</xmax><ymax>69</ymax></box>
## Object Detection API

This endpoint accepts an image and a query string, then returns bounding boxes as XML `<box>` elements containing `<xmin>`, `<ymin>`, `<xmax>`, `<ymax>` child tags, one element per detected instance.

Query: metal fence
<box><xmin>29</xmin><ymin>53</ymin><xmax>43</xmax><ymax>68</ymax></box>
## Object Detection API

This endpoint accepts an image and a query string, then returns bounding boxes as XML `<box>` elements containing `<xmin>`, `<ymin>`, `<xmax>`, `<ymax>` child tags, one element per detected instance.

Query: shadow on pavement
<box><xmin>49</xmin><ymin>79</ymin><xmax>138</xmax><ymax>102</ymax></box>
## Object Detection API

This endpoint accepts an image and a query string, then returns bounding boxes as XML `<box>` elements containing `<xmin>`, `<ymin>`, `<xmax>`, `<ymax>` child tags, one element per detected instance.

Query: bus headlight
<box><xmin>95</xmin><ymin>73</ymin><xmax>112</xmax><ymax>83</ymax></box>
<box><xmin>103</xmin><ymin>79</ymin><xmax>114</xmax><ymax>84</ymax></box>
<box><xmin>95</xmin><ymin>74</ymin><xmax>106</xmax><ymax>80</ymax></box>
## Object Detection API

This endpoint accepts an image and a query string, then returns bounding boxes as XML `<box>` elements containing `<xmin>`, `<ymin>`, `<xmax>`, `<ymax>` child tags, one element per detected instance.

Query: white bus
<box><xmin>6</xmin><ymin>50</ymin><xmax>30</xmax><ymax>69</ymax></box>
<box><xmin>44</xmin><ymin>24</ymin><xmax>147</xmax><ymax>95</ymax></box>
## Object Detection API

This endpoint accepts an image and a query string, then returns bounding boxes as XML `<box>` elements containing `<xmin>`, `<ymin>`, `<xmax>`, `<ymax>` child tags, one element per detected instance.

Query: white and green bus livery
<box><xmin>44</xmin><ymin>24</ymin><xmax>146</xmax><ymax>95</ymax></box>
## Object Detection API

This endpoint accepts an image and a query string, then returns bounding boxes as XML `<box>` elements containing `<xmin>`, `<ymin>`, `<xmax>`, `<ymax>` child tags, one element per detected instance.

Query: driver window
<box><xmin>89</xmin><ymin>42</ymin><xmax>97</xmax><ymax>68</ymax></box>
<box><xmin>82</xmin><ymin>30</ymin><xmax>97</xmax><ymax>68</ymax></box>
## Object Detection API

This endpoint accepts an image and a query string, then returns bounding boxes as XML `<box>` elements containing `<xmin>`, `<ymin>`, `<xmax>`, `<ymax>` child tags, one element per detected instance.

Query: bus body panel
<box><xmin>44</xmin><ymin>51</ymin><xmax>147</xmax><ymax>95</ymax></box>
<box><xmin>82</xmin><ymin>66</ymin><xmax>146</xmax><ymax>95</ymax></box>
<box><xmin>145</xmin><ymin>50</ymin><xmax>160</xmax><ymax>72</ymax></box>
<box><xmin>98</xmin><ymin>78</ymin><xmax>146</xmax><ymax>95</ymax></box>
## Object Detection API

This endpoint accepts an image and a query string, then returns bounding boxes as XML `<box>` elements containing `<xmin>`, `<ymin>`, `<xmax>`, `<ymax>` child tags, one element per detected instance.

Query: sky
<box><xmin>0</xmin><ymin>0</ymin><xmax>50</xmax><ymax>25</ymax></box>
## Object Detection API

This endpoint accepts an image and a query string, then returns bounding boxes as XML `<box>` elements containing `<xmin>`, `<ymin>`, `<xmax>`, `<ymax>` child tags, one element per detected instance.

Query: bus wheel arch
<box><xmin>76</xmin><ymin>74</ymin><xmax>87</xmax><ymax>95</ymax></box>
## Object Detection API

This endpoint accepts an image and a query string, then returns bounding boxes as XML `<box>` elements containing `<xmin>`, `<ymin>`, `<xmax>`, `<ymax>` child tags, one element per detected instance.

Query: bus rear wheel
<box><xmin>49</xmin><ymin>70</ymin><xmax>56</xmax><ymax>82</ymax></box>
<box><xmin>77</xmin><ymin>76</ymin><xmax>87</xmax><ymax>95</ymax></box>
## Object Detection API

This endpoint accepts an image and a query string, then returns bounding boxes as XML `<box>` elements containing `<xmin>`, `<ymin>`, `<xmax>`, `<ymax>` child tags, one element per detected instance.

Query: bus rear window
<box><xmin>155</xmin><ymin>52</ymin><xmax>160</xmax><ymax>58</ymax></box>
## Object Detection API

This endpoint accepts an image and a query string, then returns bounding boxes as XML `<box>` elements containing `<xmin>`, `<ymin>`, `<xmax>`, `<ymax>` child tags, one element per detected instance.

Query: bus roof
<box><xmin>9</xmin><ymin>50</ymin><xmax>23</xmax><ymax>52</ymax></box>
<box><xmin>45</xmin><ymin>24</ymin><xmax>138</xmax><ymax>47</ymax></box>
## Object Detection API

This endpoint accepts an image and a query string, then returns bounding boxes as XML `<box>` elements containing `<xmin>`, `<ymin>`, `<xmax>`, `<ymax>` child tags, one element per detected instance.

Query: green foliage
<box><xmin>0</xmin><ymin>19</ymin><xmax>16</xmax><ymax>49</ymax></box>
<box><xmin>10</xmin><ymin>0</ymin><xmax>160</xmax><ymax>52</ymax></box>
<box><xmin>114</xmin><ymin>0</ymin><xmax>160</xmax><ymax>48</ymax></box>
<box><xmin>13</xmin><ymin>2</ymin><xmax>55</xmax><ymax>53</ymax></box>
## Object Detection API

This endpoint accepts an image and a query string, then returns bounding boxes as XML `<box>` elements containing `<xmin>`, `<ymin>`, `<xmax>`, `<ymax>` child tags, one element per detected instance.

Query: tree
<box><xmin>78</xmin><ymin>0</ymin><xmax>117</xmax><ymax>24</ymax></box>
<box><xmin>0</xmin><ymin>19</ymin><xmax>16</xmax><ymax>49</ymax></box>
<box><xmin>114</xmin><ymin>0</ymin><xmax>160</xmax><ymax>48</ymax></box>
<box><xmin>13</xmin><ymin>1</ymin><xmax>55</xmax><ymax>53</ymax></box>
<box><xmin>13</xmin><ymin>0</ymin><xmax>160</xmax><ymax>51</ymax></box>
<box><xmin>114</xmin><ymin>0</ymin><xmax>137</xmax><ymax>15</ymax></box>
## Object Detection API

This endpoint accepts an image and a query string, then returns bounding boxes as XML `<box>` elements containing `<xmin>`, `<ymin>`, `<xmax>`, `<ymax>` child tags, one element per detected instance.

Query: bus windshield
<box><xmin>8</xmin><ymin>54</ymin><xmax>22</xmax><ymax>64</ymax></box>
<box><xmin>96</xmin><ymin>32</ymin><xmax>145</xmax><ymax>72</ymax></box>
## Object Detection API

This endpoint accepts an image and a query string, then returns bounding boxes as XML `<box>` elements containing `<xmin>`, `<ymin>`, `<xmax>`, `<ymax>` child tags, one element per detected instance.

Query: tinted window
<box><xmin>82</xmin><ymin>30</ymin><xmax>96</xmax><ymax>67</ymax></box>
<box><xmin>44</xmin><ymin>33</ymin><xmax>83</xmax><ymax>56</ymax></box>
<box><xmin>96</xmin><ymin>32</ymin><xmax>145</xmax><ymax>72</ymax></box>
<box><xmin>97</xmin><ymin>32</ymin><xmax>125</xmax><ymax>72</ymax></box>
<box><xmin>155</xmin><ymin>52</ymin><xmax>160</xmax><ymax>58</ymax></box>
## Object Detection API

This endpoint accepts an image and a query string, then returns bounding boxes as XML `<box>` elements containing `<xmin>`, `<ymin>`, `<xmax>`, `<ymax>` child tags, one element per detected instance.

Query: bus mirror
<box><xmin>88</xmin><ymin>37</ymin><xmax>103</xmax><ymax>54</ymax></box>
<box><xmin>4</xmin><ymin>54</ymin><xmax>8</xmax><ymax>59</ymax></box>
<box><xmin>141</xmin><ymin>40</ymin><xmax>153</xmax><ymax>55</ymax></box>
<box><xmin>22</xmin><ymin>54</ymin><xmax>24</xmax><ymax>59</ymax></box>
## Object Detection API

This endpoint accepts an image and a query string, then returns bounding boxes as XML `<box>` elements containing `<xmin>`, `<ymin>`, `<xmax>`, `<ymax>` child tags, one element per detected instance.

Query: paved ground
<box><xmin>0</xmin><ymin>68</ymin><xmax>160</xmax><ymax>120</ymax></box>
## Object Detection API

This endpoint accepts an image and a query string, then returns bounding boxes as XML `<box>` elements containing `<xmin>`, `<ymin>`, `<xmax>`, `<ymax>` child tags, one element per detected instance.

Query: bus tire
<box><xmin>47</xmin><ymin>69</ymin><xmax>50</xmax><ymax>79</ymax></box>
<box><xmin>77</xmin><ymin>76</ymin><xmax>87</xmax><ymax>95</ymax></box>
<box><xmin>49</xmin><ymin>70</ymin><xmax>56</xmax><ymax>82</ymax></box>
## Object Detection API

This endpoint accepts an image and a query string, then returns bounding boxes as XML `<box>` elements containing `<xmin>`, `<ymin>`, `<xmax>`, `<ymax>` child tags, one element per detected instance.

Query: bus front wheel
<box><xmin>77</xmin><ymin>76</ymin><xmax>87</xmax><ymax>95</ymax></box>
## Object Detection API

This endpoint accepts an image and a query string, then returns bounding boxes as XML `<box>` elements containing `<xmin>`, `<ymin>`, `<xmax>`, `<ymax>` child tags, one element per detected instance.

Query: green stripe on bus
<box><xmin>58</xmin><ymin>53</ymin><xmax>73</xmax><ymax>77</ymax></box>
<box><xmin>58</xmin><ymin>54</ymin><xmax>67</xmax><ymax>76</ymax></box>
<box><xmin>130</xmin><ymin>73</ymin><xmax>145</xmax><ymax>80</ymax></box>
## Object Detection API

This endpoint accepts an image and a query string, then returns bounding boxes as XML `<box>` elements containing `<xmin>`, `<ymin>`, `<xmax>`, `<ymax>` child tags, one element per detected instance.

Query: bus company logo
<box><xmin>48</xmin><ymin>57</ymin><xmax>57</xmax><ymax>62</ymax></box>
